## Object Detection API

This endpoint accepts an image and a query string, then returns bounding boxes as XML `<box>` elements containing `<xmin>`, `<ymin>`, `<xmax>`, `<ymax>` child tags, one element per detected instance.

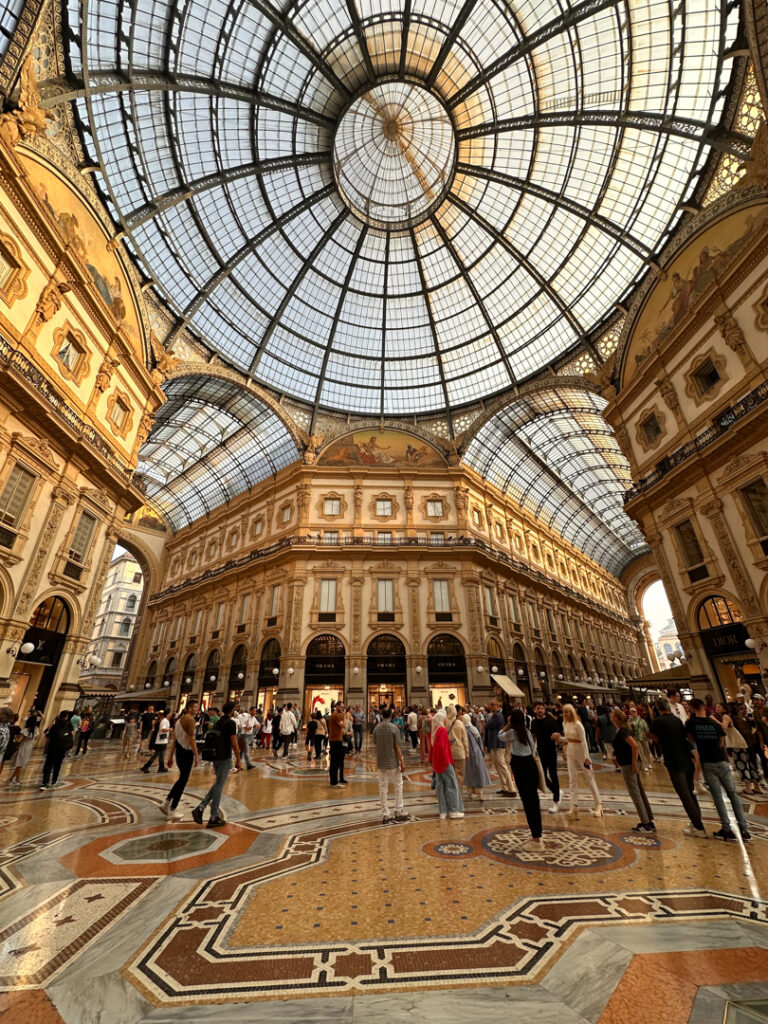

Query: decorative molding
<box><xmin>51</xmin><ymin>322</ymin><xmax>91</xmax><ymax>387</ymax></box>
<box><xmin>714</xmin><ymin>310</ymin><xmax>758</xmax><ymax>370</ymax></box>
<box><xmin>419</xmin><ymin>492</ymin><xmax>449</xmax><ymax>522</ymax></box>
<box><xmin>317</xmin><ymin>491</ymin><xmax>348</xmax><ymax>520</ymax></box>
<box><xmin>634</xmin><ymin>405</ymin><xmax>666</xmax><ymax>453</ymax></box>
<box><xmin>10</xmin><ymin>431</ymin><xmax>59</xmax><ymax>471</ymax></box>
<box><xmin>0</xmin><ymin>57</ymin><xmax>54</xmax><ymax>147</ymax></box>
<box><xmin>106</xmin><ymin>387</ymin><xmax>134</xmax><ymax>440</ymax></box>
<box><xmin>0</xmin><ymin>231</ymin><xmax>29</xmax><ymax>306</ymax></box>
<box><xmin>683</xmin><ymin>347</ymin><xmax>729</xmax><ymax>406</ymax></box>
<box><xmin>369</xmin><ymin>492</ymin><xmax>399</xmax><ymax>522</ymax></box>
<box><xmin>80</xmin><ymin>487</ymin><xmax>115</xmax><ymax>514</ymax></box>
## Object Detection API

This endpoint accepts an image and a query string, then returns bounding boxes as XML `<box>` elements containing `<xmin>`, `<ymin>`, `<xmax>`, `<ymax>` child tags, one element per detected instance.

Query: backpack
<box><xmin>201</xmin><ymin>726</ymin><xmax>229</xmax><ymax>761</ymax></box>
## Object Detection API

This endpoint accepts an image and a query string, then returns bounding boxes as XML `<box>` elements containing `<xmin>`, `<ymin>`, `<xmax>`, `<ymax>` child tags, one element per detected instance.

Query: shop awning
<box><xmin>632</xmin><ymin>664</ymin><xmax>692</xmax><ymax>687</ymax></box>
<box><xmin>491</xmin><ymin>674</ymin><xmax>526</xmax><ymax>698</ymax></box>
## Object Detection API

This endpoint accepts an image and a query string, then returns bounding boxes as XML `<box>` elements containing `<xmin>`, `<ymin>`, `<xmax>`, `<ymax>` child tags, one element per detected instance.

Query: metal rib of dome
<box><xmin>67</xmin><ymin>0</ymin><xmax>742</xmax><ymax>419</ymax></box>
<box><xmin>463</xmin><ymin>388</ymin><xmax>648</xmax><ymax>574</ymax></box>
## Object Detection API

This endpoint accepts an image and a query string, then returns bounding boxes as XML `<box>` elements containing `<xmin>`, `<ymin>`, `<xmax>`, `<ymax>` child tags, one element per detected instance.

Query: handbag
<box><xmin>725</xmin><ymin>723</ymin><xmax>748</xmax><ymax>750</ymax></box>
<box><xmin>527</xmin><ymin>734</ymin><xmax>547</xmax><ymax>794</ymax></box>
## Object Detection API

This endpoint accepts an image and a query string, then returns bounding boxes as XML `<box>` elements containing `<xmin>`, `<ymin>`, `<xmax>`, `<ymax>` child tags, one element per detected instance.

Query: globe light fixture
<box><xmin>746</xmin><ymin>638</ymin><xmax>757</xmax><ymax>650</ymax></box>
<box><xmin>20</xmin><ymin>641</ymin><xmax>36</xmax><ymax>656</ymax></box>
<box><xmin>287</xmin><ymin>667</ymin><xmax>295</xmax><ymax>676</ymax></box>
<box><xmin>272</xmin><ymin>667</ymin><xmax>279</xmax><ymax>677</ymax></box>
<box><xmin>237</xmin><ymin>672</ymin><xmax>244</xmax><ymax>681</ymax></box>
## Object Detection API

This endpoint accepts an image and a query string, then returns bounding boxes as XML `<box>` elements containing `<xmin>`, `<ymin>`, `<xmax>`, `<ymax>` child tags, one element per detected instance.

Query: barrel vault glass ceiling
<box><xmin>56</xmin><ymin>0</ymin><xmax>744</xmax><ymax>568</ymax></box>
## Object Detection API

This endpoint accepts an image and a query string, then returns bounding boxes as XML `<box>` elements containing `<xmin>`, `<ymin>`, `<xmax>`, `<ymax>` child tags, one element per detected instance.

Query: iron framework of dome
<box><xmin>65</xmin><ymin>0</ymin><xmax>745</xmax><ymax>421</ymax></box>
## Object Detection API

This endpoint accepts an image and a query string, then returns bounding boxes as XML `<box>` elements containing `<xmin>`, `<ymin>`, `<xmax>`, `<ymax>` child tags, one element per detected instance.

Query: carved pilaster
<box><xmin>296</xmin><ymin>484</ymin><xmax>311</xmax><ymax>528</ymax></box>
<box><xmin>350</xmin><ymin>576</ymin><xmax>363</xmax><ymax>654</ymax></box>
<box><xmin>701</xmin><ymin>498</ymin><xmax>761</xmax><ymax>617</ymax></box>
<box><xmin>407</xmin><ymin>578</ymin><xmax>421</xmax><ymax>650</ymax></box>
<box><xmin>464</xmin><ymin>582</ymin><xmax>482</xmax><ymax>651</ymax></box>
<box><xmin>453</xmin><ymin>485</ymin><xmax>469</xmax><ymax>530</ymax></box>
<box><xmin>15</xmin><ymin>485</ymin><xmax>77</xmax><ymax>616</ymax></box>
<box><xmin>289</xmin><ymin>581</ymin><xmax>305</xmax><ymax>656</ymax></box>
<box><xmin>80</xmin><ymin>530</ymin><xmax>118</xmax><ymax>638</ymax></box>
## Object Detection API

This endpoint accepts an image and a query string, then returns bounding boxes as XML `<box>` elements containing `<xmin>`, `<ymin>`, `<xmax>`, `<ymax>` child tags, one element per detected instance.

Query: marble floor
<box><xmin>1</xmin><ymin>738</ymin><xmax>768</xmax><ymax>1022</ymax></box>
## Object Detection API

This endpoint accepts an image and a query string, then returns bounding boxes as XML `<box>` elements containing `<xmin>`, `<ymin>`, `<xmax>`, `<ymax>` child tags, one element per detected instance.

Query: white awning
<box><xmin>491</xmin><ymin>674</ymin><xmax>526</xmax><ymax>698</ymax></box>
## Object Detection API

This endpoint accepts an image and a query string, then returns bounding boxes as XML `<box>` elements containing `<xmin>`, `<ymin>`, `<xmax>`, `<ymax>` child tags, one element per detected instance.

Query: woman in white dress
<box><xmin>7</xmin><ymin>710</ymin><xmax>40</xmax><ymax>789</ymax></box>
<box><xmin>556</xmin><ymin>704</ymin><xmax>602</xmax><ymax>819</ymax></box>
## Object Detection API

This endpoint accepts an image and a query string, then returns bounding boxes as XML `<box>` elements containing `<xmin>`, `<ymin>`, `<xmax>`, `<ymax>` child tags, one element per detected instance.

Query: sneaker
<box><xmin>338</xmin><ymin>781</ymin><xmax>348</xmax><ymax>787</ymax></box>
<box><xmin>683</xmin><ymin>824</ymin><xmax>708</xmax><ymax>838</ymax></box>
<box><xmin>548</xmin><ymin>802</ymin><xmax>560</xmax><ymax>814</ymax></box>
<box><xmin>632</xmin><ymin>822</ymin><xmax>656</xmax><ymax>833</ymax></box>
<box><xmin>448</xmin><ymin>812</ymin><xmax>465</xmax><ymax>819</ymax></box>
<box><xmin>207</xmin><ymin>816</ymin><xmax>226</xmax><ymax>828</ymax></box>
<box><xmin>740</xmin><ymin>828</ymin><xmax>753</xmax><ymax>842</ymax></box>
<box><xmin>713</xmin><ymin>828</ymin><xmax>738</xmax><ymax>842</ymax></box>
<box><xmin>192</xmin><ymin>806</ymin><xmax>204</xmax><ymax>825</ymax></box>
<box><xmin>501</xmin><ymin>790</ymin><xmax>517</xmax><ymax>798</ymax></box>
<box><xmin>394</xmin><ymin>814</ymin><xmax>409</xmax><ymax>823</ymax></box>
<box><xmin>140</xmin><ymin>767</ymin><xmax>150</xmax><ymax>774</ymax></box>
<box><xmin>439</xmin><ymin>813</ymin><xmax>447</xmax><ymax>820</ymax></box>
<box><xmin>520</xmin><ymin>838</ymin><xmax>545</xmax><ymax>853</ymax></box>
<box><xmin>159</xmin><ymin>800</ymin><xmax>170</xmax><ymax>817</ymax></box>
<box><xmin>168</xmin><ymin>810</ymin><xmax>183</xmax><ymax>822</ymax></box>
<box><xmin>382</xmin><ymin>816</ymin><xmax>393</xmax><ymax>825</ymax></box>
<box><xmin>39</xmin><ymin>784</ymin><xmax>48</xmax><ymax>791</ymax></box>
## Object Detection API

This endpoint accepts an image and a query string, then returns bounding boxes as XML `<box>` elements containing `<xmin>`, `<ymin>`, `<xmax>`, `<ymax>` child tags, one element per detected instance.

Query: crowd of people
<box><xmin>0</xmin><ymin>686</ymin><xmax>765</xmax><ymax>845</ymax></box>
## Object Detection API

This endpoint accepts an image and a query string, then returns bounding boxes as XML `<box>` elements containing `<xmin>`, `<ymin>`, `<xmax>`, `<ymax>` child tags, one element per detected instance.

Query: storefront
<box><xmin>366</xmin><ymin>634</ymin><xmax>407</xmax><ymax>711</ymax></box>
<box><xmin>304</xmin><ymin>634</ymin><xmax>345</xmax><ymax>720</ymax></box>
<box><xmin>257</xmin><ymin>638</ymin><xmax>280</xmax><ymax>712</ymax></box>
<box><xmin>427</xmin><ymin>634</ymin><xmax>467</xmax><ymax>708</ymax></box>
<box><xmin>697</xmin><ymin>595</ymin><xmax>763</xmax><ymax>700</ymax></box>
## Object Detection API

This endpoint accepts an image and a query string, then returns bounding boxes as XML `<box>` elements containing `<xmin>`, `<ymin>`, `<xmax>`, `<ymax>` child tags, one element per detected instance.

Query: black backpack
<box><xmin>201</xmin><ymin>726</ymin><xmax>229</xmax><ymax>761</ymax></box>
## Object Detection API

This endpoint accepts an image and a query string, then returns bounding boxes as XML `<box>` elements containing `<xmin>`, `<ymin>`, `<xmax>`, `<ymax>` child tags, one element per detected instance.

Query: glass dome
<box><xmin>69</xmin><ymin>0</ymin><xmax>741</xmax><ymax>418</ymax></box>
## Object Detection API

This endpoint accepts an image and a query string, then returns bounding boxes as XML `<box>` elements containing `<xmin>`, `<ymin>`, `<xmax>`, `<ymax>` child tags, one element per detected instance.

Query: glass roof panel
<box><xmin>69</xmin><ymin>0</ymin><xmax>740</xmax><ymax>420</ymax></box>
<box><xmin>463</xmin><ymin>388</ymin><xmax>649</xmax><ymax>574</ymax></box>
<box><xmin>138</xmin><ymin>376</ymin><xmax>300</xmax><ymax>529</ymax></box>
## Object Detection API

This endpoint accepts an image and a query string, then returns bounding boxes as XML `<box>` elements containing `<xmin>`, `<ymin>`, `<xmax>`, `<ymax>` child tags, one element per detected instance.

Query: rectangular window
<box><xmin>268</xmin><ymin>584</ymin><xmax>280</xmax><ymax>618</ymax></box>
<box><xmin>545</xmin><ymin>608</ymin><xmax>555</xmax><ymax>634</ymax></box>
<box><xmin>214</xmin><ymin>602</ymin><xmax>225</xmax><ymax>630</ymax></box>
<box><xmin>0</xmin><ymin>463</ymin><xmax>35</xmax><ymax>528</ymax></box>
<box><xmin>110</xmin><ymin>397</ymin><xmax>130</xmax><ymax>432</ymax></box>
<box><xmin>426</xmin><ymin>499</ymin><xmax>443</xmax><ymax>517</ymax></box>
<box><xmin>238</xmin><ymin>593</ymin><xmax>250</xmax><ymax>624</ymax></box>
<box><xmin>560</xmin><ymin>613</ymin><xmax>570</xmax><ymax>639</ymax></box>
<box><xmin>133</xmin><ymin>571</ymin><xmax>143</xmax><ymax>583</ymax></box>
<box><xmin>674</xmin><ymin>519</ymin><xmax>708</xmax><ymax>582</ymax></box>
<box><xmin>173</xmin><ymin>615</ymin><xmax>183</xmax><ymax>641</ymax></box>
<box><xmin>254</xmin><ymin>518</ymin><xmax>263</xmax><ymax>537</ymax></box>
<box><xmin>70</xmin><ymin>511</ymin><xmax>97</xmax><ymax>562</ymax></box>
<box><xmin>429</xmin><ymin>532</ymin><xmax>444</xmax><ymax>545</ymax></box>
<box><xmin>527</xmin><ymin>602</ymin><xmax>540</xmax><ymax>635</ymax></box>
<box><xmin>495</xmin><ymin>522</ymin><xmax>504</xmax><ymax>539</ymax></box>
<box><xmin>193</xmin><ymin>609</ymin><xmax>203</xmax><ymax>636</ymax></box>
<box><xmin>377</xmin><ymin>531</ymin><xmax>392</xmax><ymax>544</ymax></box>
<box><xmin>376</xmin><ymin>499</ymin><xmax>392</xmax><ymax>517</ymax></box>
<box><xmin>377</xmin><ymin>579</ymin><xmax>394</xmax><ymax>613</ymax></box>
<box><xmin>319</xmin><ymin>579</ymin><xmax>337</xmax><ymax>613</ymax></box>
<box><xmin>433</xmin><ymin>580</ymin><xmax>451</xmax><ymax>614</ymax></box>
<box><xmin>281</xmin><ymin>506</ymin><xmax>291</xmax><ymax>523</ymax></box>
<box><xmin>741</xmin><ymin>480</ymin><xmax>768</xmax><ymax>553</ymax></box>
<box><xmin>483</xmin><ymin>585</ymin><xmax>496</xmax><ymax>616</ymax></box>
<box><xmin>693</xmin><ymin>358</ymin><xmax>721</xmax><ymax>396</ymax></box>
<box><xmin>324</xmin><ymin>497</ymin><xmax>341</xmax><ymax>516</ymax></box>
<box><xmin>323</xmin><ymin>531</ymin><xmax>339</xmax><ymax>544</ymax></box>
<box><xmin>110</xmin><ymin>650</ymin><xmax>124</xmax><ymax>668</ymax></box>
<box><xmin>573</xmin><ymin>619</ymin><xmax>583</xmax><ymax>642</ymax></box>
<box><xmin>58</xmin><ymin>332</ymin><xmax>85</xmax><ymax>372</ymax></box>
<box><xmin>472</xmin><ymin>508</ymin><xmax>482</xmax><ymax>526</ymax></box>
<box><xmin>641</xmin><ymin>413</ymin><xmax>661</xmax><ymax>445</ymax></box>
<box><xmin>508</xmin><ymin>592</ymin><xmax>519</xmax><ymax>625</ymax></box>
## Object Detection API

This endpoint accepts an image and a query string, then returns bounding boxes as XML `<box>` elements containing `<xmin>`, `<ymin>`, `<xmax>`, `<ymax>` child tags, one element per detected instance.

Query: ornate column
<box><xmin>406</xmin><ymin>576</ymin><xmax>426</xmax><ymax>703</ymax></box>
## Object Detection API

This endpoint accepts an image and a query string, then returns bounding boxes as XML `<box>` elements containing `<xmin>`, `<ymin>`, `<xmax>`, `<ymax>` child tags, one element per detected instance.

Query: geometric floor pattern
<box><xmin>1</xmin><ymin>739</ymin><xmax>768</xmax><ymax>1022</ymax></box>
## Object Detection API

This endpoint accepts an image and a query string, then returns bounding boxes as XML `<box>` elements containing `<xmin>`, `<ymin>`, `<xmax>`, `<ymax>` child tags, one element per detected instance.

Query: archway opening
<box><xmin>203</xmin><ymin>649</ymin><xmax>220</xmax><ymax>699</ymax></box>
<box><xmin>304</xmin><ymin>634</ymin><xmax>345</xmax><ymax>719</ymax></box>
<box><xmin>228</xmin><ymin>644</ymin><xmax>248</xmax><ymax>705</ymax></box>
<box><xmin>427</xmin><ymin>633</ymin><xmax>467</xmax><ymax>708</ymax></box>
<box><xmin>366</xmin><ymin>634</ymin><xmax>407</xmax><ymax>712</ymax></box>
<box><xmin>257</xmin><ymin>638</ymin><xmax>281</xmax><ymax>713</ymax></box>
<box><xmin>641</xmin><ymin>579</ymin><xmax>681</xmax><ymax>674</ymax></box>
<box><xmin>512</xmin><ymin>642</ymin><xmax>530</xmax><ymax>704</ymax></box>
<box><xmin>12</xmin><ymin>596</ymin><xmax>71</xmax><ymax>716</ymax></box>
<box><xmin>696</xmin><ymin>595</ymin><xmax>760</xmax><ymax>700</ymax></box>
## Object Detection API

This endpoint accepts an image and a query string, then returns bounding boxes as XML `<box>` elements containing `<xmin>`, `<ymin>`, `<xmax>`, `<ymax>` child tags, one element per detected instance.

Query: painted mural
<box><xmin>624</xmin><ymin>200</ymin><xmax>768</xmax><ymax>382</ymax></box>
<box><xmin>318</xmin><ymin>429</ymin><xmax>445</xmax><ymax>467</ymax></box>
<box><xmin>19</xmin><ymin>151</ymin><xmax>143</xmax><ymax>348</ymax></box>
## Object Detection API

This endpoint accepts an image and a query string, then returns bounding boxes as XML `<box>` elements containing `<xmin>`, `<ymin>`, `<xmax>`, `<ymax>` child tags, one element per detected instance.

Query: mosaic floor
<box><xmin>1</xmin><ymin>739</ymin><xmax>768</xmax><ymax>1023</ymax></box>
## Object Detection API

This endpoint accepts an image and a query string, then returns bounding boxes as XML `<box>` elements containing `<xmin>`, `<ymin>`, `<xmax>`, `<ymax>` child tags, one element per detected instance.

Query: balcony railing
<box><xmin>625</xmin><ymin>379</ymin><xmax>768</xmax><ymax>501</ymax></box>
<box><xmin>151</xmin><ymin>533</ymin><xmax>631</xmax><ymax>624</ymax></box>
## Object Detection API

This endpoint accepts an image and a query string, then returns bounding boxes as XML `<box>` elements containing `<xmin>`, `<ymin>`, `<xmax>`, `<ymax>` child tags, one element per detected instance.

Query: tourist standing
<box><xmin>687</xmin><ymin>698</ymin><xmax>751</xmax><ymax>842</ymax></box>
<box><xmin>530</xmin><ymin>701</ymin><xmax>561</xmax><ymax>812</ymax></box>
<box><xmin>444</xmin><ymin>705</ymin><xmax>469</xmax><ymax>788</ymax></box>
<box><xmin>262</xmin><ymin>710</ymin><xmax>273</xmax><ymax>750</ymax></box>
<box><xmin>373</xmin><ymin>707</ymin><xmax>407</xmax><ymax>823</ymax></box>
<box><xmin>138</xmin><ymin>705</ymin><xmax>155</xmax><ymax>755</ymax></box>
<box><xmin>352</xmin><ymin>705</ymin><xmax>365</xmax><ymax>752</ymax></box>
<box><xmin>328</xmin><ymin>702</ymin><xmax>347</xmax><ymax>787</ymax></box>
<box><xmin>161</xmin><ymin>699</ymin><xmax>200</xmax><ymax>821</ymax></box>
<box><xmin>279</xmin><ymin>703</ymin><xmax>298</xmax><ymax>759</ymax></box>
<box><xmin>611</xmin><ymin>709</ymin><xmax>655</xmax><ymax>832</ymax></box>
<box><xmin>667</xmin><ymin>688</ymin><xmax>688</xmax><ymax>725</ymax></box>
<box><xmin>460</xmin><ymin>712</ymin><xmax>491</xmax><ymax>799</ymax></box>
<box><xmin>192</xmin><ymin>701</ymin><xmax>240</xmax><ymax>828</ymax></box>
<box><xmin>500</xmin><ymin>708</ymin><xmax>544</xmax><ymax>851</ymax></box>
<box><xmin>122</xmin><ymin>712</ymin><xmax>137</xmax><ymax>758</ymax></box>
<box><xmin>628</xmin><ymin>706</ymin><xmax>654</xmax><ymax>771</ymax></box>
<box><xmin>558</xmin><ymin>704</ymin><xmax>602</xmax><ymax>819</ymax></box>
<box><xmin>406</xmin><ymin>707</ymin><xmax>418</xmax><ymax>750</ymax></box>
<box><xmin>237</xmin><ymin>707</ymin><xmax>256</xmax><ymax>770</ymax></box>
<box><xmin>418</xmin><ymin>708</ymin><xmax>432</xmax><ymax>763</ymax></box>
<box><xmin>484</xmin><ymin>699</ymin><xmax>516</xmax><ymax>797</ymax></box>
<box><xmin>40</xmin><ymin>711</ymin><xmax>74</xmax><ymax>789</ymax></box>
<box><xmin>431</xmin><ymin>711</ymin><xmax>464</xmax><ymax>819</ymax></box>
<box><xmin>271</xmin><ymin>707</ymin><xmax>283</xmax><ymax>757</ymax></box>
<box><xmin>649</xmin><ymin>696</ymin><xmax>707</xmax><ymax>837</ymax></box>
<box><xmin>7</xmin><ymin>710</ymin><xmax>40</xmax><ymax>789</ymax></box>
<box><xmin>74</xmin><ymin>712</ymin><xmax>92</xmax><ymax>756</ymax></box>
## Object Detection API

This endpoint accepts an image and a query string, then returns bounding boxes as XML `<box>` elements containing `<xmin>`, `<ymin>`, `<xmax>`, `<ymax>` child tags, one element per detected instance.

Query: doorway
<box><xmin>366</xmin><ymin>634</ymin><xmax>407</xmax><ymax>712</ymax></box>
<box><xmin>304</xmin><ymin>634</ymin><xmax>345</xmax><ymax>720</ymax></box>
<box><xmin>427</xmin><ymin>634</ymin><xmax>468</xmax><ymax>707</ymax></box>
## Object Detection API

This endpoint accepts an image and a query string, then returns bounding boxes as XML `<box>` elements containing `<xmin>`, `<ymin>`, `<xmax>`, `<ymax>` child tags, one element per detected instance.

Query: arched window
<box><xmin>258</xmin><ymin>638</ymin><xmax>281</xmax><ymax>699</ymax></box>
<box><xmin>181</xmin><ymin>653</ymin><xmax>197</xmax><ymax>693</ymax></box>
<box><xmin>119</xmin><ymin>617</ymin><xmax>132</xmax><ymax>637</ymax></box>
<box><xmin>697</xmin><ymin>595</ymin><xmax>743</xmax><ymax>630</ymax></box>
<box><xmin>487</xmin><ymin>635</ymin><xmax>506</xmax><ymax>675</ymax></box>
<box><xmin>163</xmin><ymin>657</ymin><xmax>176</xmax><ymax>687</ymax></box>
<box><xmin>29</xmin><ymin>596</ymin><xmax>70</xmax><ymax>634</ymax></box>
<box><xmin>145</xmin><ymin>660</ymin><xmax>157</xmax><ymax>688</ymax></box>
<box><xmin>306</xmin><ymin>634</ymin><xmax>346</xmax><ymax>657</ymax></box>
<box><xmin>229</xmin><ymin>644</ymin><xmax>248</xmax><ymax>695</ymax></box>
<box><xmin>204</xmin><ymin>649</ymin><xmax>220</xmax><ymax>692</ymax></box>
<box><xmin>125</xmin><ymin>595</ymin><xmax>137</xmax><ymax>612</ymax></box>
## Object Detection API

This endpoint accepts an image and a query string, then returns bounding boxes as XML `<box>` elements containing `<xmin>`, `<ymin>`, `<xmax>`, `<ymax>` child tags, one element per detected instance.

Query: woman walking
<box><xmin>611</xmin><ymin>709</ymin><xmax>655</xmax><ymax>831</ymax></box>
<box><xmin>500</xmin><ymin>708</ymin><xmax>545</xmax><ymax>852</ymax></box>
<box><xmin>122</xmin><ymin>712</ymin><xmax>138</xmax><ymax>758</ymax></box>
<box><xmin>444</xmin><ymin>705</ymin><xmax>469</xmax><ymax>788</ymax></box>
<box><xmin>724</xmin><ymin>705</ymin><xmax>763</xmax><ymax>796</ymax></box>
<box><xmin>41</xmin><ymin>711</ymin><xmax>74</xmax><ymax>789</ymax></box>
<box><xmin>7</xmin><ymin>710</ymin><xmax>40</xmax><ymax>789</ymax></box>
<box><xmin>628</xmin><ymin>706</ymin><xmax>654</xmax><ymax>771</ymax></box>
<box><xmin>461</xmin><ymin>712</ymin><xmax>492</xmax><ymax>799</ymax></box>
<box><xmin>557</xmin><ymin>704</ymin><xmax>602</xmax><ymax>820</ymax></box>
<box><xmin>430</xmin><ymin>711</ymin><xmax>464</xmax><ymax>819</ymax></box>
<box><xmin>161</xmin><ymin>699</ymin><xmax>199</xmax><ymax>821</ymax></box>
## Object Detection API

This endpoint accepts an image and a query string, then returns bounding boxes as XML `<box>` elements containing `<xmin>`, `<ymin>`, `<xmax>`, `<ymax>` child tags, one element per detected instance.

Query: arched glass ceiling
<box><xmin>137</xmin><ymin>376</ymin><xmax>300</xmax><ymax>529</ymax></box>
<box><xmin>67</xmin><ymin>0</ymin><xmax>742</xmax><ymax>418</ymax></box>
<box><xmin>463</xmin><ymin>388</ymin><xmax>648</xmax><ymax>574</ymax></box>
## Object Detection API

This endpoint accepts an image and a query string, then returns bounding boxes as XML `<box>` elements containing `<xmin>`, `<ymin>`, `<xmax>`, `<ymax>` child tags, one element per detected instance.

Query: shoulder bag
<box><xmin>527</xmin><ymin>733</ymin><xmax>547</xmax><ymax>794</ymax></box>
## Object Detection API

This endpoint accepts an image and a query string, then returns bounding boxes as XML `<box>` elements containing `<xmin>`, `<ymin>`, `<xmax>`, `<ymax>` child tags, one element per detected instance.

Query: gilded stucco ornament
<box><xmin>0</xmin><ymin>58</ymin><xmax>54</xmax><ymax>147</ymax></box>
<box><xmin>737</xmin><ymin>121</ymin><xmax>768</xmax><ymax>191</ymax></box>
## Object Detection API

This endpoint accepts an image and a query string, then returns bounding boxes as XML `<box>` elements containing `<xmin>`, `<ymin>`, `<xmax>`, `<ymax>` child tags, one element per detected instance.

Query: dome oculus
<box><xmin>333</xmin><ymin>81</ymin><xmax>456</xmax><ymax>230</ymax></box>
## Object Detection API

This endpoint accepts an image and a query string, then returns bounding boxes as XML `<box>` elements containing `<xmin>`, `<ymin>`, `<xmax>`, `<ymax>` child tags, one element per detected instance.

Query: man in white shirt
<box><xmin>667</xmin><ymin>689</ymin><xmax>689</xmax><ymax>724</ymax></box>
<box><xmin>141</xmin><ymin>712</ymin><xmax>171</xmax><ymax>773</ymax></box>
<box><xmin>406</xmin><ymin>708</ymin><xmax>419</xmax><ymax>751</ymax></box>
<box><xmin>238</xmin><ymin>709</ymin><xmax>256</xmax><ymax>770</ymax></box>
<box><xmin>279</xmin><ymin>702</ymin><xmax>298</xmax><ymax>758</ymax></box>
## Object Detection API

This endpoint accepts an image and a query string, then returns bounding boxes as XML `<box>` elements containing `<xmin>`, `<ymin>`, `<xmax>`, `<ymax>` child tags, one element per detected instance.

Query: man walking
<box><xmin>530</xmin><ymin>701</ymin><xmax>560</xmax><ymax>812</ymax></box>
<box><xmin>138</xmin><ymin>705</ymin><xmax>155</xmax><ymax>755</ymax></box>
<box><xmin>687</xmin><ymin>698</ymin><xmax>751</xmax><ymax>842</ymax></box>
<box><xmin>649</xmin><ymin>696</ymin><xmax>706</xmax><ymax>837</ymax></box>
<box><xmin>352</xmin><ymin>705</ymin><xmax>365</xmax><ymax>752</ymax></box>
<box><xmin>328</xmin><ymin>701</ymin><xmax>347</xmax><ymax>787</ymax></box>
<box><xmin>279</xmin><ymin>702</ymin><xmax>298</xmax><ymax>758</ymax></box>
<box><xmin>373</xmin><ymin>707</ymin><xmax>407</xmax><ymax>823</ymax></box>
<box><xmin>162</xmin><ymin>699</ymin><xmax>199</xmax><ymax>821</ymax></box>
<box><xmin>406</xmin><ymin>706</ymin><xmax>418</xmax><ymax>750</ymax></box>
<box><xmin>193</xmin><ymin>701</ymin><xmax>240</xmax><ymax>828</ymax></box>
<box><xmin>141</xmin><ymin>710</ymin><xmax>170</xmax><ymax>773</ymax></box>
<box><xmin>485</xmin><ymin>699</ymin><xmax>516</xmax><ymax>797</ymax></box>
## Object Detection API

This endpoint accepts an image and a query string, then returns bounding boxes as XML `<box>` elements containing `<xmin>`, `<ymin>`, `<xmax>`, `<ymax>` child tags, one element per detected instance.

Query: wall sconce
<box><xmin>8</xmin><ymin>641</ymin><xmax>36</xmax><ymax>658</ymax></box>
<box><xmin>476</xmin><ymin>665</ymin><xmax>484</xmax><ymax>673</ymax></box>
<box><xmin>185</xmin><ymin>676</ymin><xmax>192</xmax><ymax>685</ymax></box>
<box><xmin>237</xmin><ymin>672</ymin><xmax>244</xmax><ymax>681</ymax></box>
<box><xmin>272</xmin><ymin>667</ymin><xmax>280</xmax><ymax>677</ymax></box>
<box><xmin>539</xmin><ymin>671</ymin><xmax>546</xmax><ymax>679</ymax></box>
<box><xmin>557</xmin><ymin>673</ymin><xmax>564</xmax><ymax>680</ymax></box>
<box><xmin>209</xmin><ymin>675</ymin><xmax>217</xmax><ymax>683</ymax></box>
<box><xmin>517</xmin><ymin>668</ymin><xmax>525</xmax><ymax>677</ymax></box>
<box><xmin>287</xmin><ymin>667</ymin><xmax>295</xmax><ymax>676</ymax></box>
<box><xmin>352</xmin><ymin>666</ymin><xmax>359</xmax><ymax>675</ymax></box>
<box><xmin>415</xmin><ymin>666</ymin><xmax>422</xmax><ymax>674</ymax></box>
<box><xmin>491</xmin><ymin>665</ymin><xmax>499</xmax><ymax>673</ymax></box>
